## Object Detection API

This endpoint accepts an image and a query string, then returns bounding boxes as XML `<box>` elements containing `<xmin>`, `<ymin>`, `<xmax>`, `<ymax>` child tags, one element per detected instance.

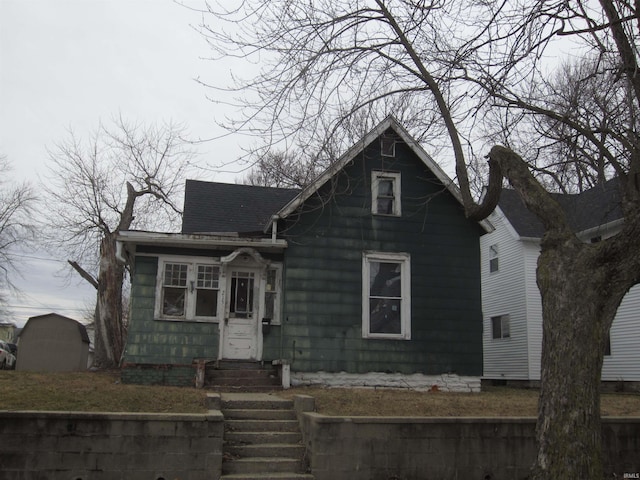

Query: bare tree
<box><xmin>0</xmin><ymin>156</ymin><xmax>36</xmax><ymax>307</ymax></box>
<box><xmin>243</xmin><ymin>150</ymin><xmax>318</xmax><ymax>188</ymax></box>
<box><xmin>243</xmin><ymin>104</ymin><xmax>435</xmax><ymax>188</ymax></box>
<box><xmin>44</xmin><ymin>117</ymin><xmax>193</xmax><ymax>368</ymax></box>
<box><xmin>200</xmin><ymin>1</ymin><xmax>640</xmax><ymax>477</ymax></box>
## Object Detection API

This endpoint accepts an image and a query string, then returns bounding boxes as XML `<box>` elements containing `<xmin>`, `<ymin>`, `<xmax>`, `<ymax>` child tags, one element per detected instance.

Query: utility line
<box><xmin>5</xmin><ymin>304</ymin><xmax>88</xmax><ymax>312</ymax></box>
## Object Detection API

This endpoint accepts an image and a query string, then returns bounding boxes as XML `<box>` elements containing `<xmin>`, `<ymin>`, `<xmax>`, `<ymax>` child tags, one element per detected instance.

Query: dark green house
<box><xmin>118</xmin><ymin>117</ymin><xmax>490</xmax><ymax>390</ymax></box>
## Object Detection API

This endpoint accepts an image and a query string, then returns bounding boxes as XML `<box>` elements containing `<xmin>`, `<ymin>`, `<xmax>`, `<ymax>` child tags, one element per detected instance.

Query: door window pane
<box><xmin>231</xmin><ymin>272</ymin><xmax>255</xmax><ymax>318</ymax></box>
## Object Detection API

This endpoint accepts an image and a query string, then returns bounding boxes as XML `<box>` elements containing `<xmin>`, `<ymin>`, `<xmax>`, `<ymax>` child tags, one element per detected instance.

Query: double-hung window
<box><xmin>362</xmin><ymin>251</ymin><xmax>411</xmax><ymax>340</ymax></box>
<box><xmin>372</xmin><ymin>171</ymin><xmax>401</xmax><ymax>216</ymax></box>
<box><xmin>157</xmin><ymin>258</ymin><xmax>220</xmax><ymax>322</ymax></box>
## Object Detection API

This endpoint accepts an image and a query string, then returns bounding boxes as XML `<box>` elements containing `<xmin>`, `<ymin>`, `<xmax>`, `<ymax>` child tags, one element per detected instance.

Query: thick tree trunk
<box><xmin>481</xmin><ymin>147</ymin><xmax>640</xmax><ymax>479</ymax></box>
<box><xmin>93</xmin><ymin>234</ymin><xmax>126</xmax><ymax>368</ymax></box>
<box><xmin>532</xmin><ymin>297</ymin><xmax>604</xmax><ymax>476</ymax></box>
<box><xmin>531</xmin><ymin>241</ymin><xmax>620</xmax><ymax>479</ymax></box>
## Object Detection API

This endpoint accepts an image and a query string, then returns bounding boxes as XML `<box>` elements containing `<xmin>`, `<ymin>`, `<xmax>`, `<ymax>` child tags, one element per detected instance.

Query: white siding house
<box><xmin>482</xmin><ymin>180</ymin><xmax>640</xmax><ymax>387</ymax></box>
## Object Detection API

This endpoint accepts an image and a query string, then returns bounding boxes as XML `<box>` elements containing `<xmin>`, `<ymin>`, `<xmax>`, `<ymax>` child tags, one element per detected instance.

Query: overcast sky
<box><xmin>0</xmin><ymin>0</ymin><xmax>247</xmax><ymax>327</ymax></box>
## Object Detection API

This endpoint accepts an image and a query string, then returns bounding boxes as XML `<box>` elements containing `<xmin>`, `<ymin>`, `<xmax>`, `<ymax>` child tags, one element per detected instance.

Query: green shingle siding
<box><xmin>280</xmin><ymin>133</ymin><xmax>483</xmax><ymax>376</ymax></box>
<box><xmin>123</xmin><ymin>256</ymin><xmax>220</xmax><ymax>380</ymax></box>
<box><xmin>123</xmin><ymin>129</ymin><xmax>483</xmax><ymax>381</ymax></box>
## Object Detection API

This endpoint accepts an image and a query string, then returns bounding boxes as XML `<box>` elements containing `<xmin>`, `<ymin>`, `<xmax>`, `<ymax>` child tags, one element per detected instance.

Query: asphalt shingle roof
<box><xmin>499</xmin><ymin>178</ymin><xmax>623</xmax><ymax>238</ymax></box>
<box><xmin>181</xmin><ymin>180</ymin><xmax>301</xmax><ymax>234</ymax></box>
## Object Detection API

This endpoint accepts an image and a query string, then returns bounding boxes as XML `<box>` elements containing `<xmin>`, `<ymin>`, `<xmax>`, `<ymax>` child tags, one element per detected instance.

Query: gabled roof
<box><xmin>182</xmin><ymin>180</ymin><xmax>300</xmax><ymax>234</ymax></box>
<box><xmin>499</xmin><ymin>177</ymin><xmax>623</xmax><ymax>238</ymax></box>
<box><xmin>181</xmin><ymin>117</ymin><xmax>492</xmax><ymax>234</ymax></box>
<box><xmin>269</xmin><ymin>116</ymin><xmax>482</xmax><ymax>229</ymax></box>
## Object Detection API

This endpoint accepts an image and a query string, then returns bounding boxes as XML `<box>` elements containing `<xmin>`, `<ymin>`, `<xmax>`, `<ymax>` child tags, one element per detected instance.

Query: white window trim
<box><xmin>155</xmin><ymin>255</ymin><xmax>221</xmax><ymax>323</ymax></box>
<box><xmin>371</xmin><ymin>170</ymin><xmax>402</xmax><ymax>216</ymax></box>
<box><xmin>362</xmin><ymin>251</ymin><xmax>411</xmax><ymax>340</ymax></box>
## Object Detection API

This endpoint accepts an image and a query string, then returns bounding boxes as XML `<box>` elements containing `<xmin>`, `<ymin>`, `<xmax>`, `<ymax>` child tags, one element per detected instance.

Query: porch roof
<box><xmin>116</xmin><ymin>230</ymin><xmax>288</xmax><ymax>259</ymax></box>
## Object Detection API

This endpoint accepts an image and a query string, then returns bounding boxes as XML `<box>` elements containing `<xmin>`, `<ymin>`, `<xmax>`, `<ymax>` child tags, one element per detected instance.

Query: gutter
<box><xmin>115</xmin><ymin>230</ymin><xmax>289</xmax><ymax>265</ymax></box>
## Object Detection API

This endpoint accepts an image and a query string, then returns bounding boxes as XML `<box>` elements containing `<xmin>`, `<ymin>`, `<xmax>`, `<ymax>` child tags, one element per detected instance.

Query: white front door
<box><xmin>221</xmin><ymin>268</ymin><xmax>260</xmax><ymax>359</ymax></box>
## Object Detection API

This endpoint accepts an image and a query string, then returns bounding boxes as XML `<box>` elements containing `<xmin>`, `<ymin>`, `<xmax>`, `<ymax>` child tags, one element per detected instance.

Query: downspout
<box><xmin>271</xmin><ymin>214</ymin><xmax>279</xmax><ymax>243</ymax></box>
<box><xmin>115</xmin><ymin>240</ymin><xmax>128</xmax><ymax>264</ymax></box>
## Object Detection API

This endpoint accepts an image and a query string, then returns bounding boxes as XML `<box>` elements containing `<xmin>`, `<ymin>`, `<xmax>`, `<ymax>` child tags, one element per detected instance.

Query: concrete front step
<box><xmin>206</xmin><ymin>360</ymin><xmax>282</xmax><ymax>391</ymax></box>
<box><xmin>225</xmin><ymin>443</ymin><xmax>305</xmax><ymax>459</ymax></box>
<box><xmin>221</xmin><ymin>395</ymin><xmax>294</xmax><ymax>410</ymax></box>
<box><xmin>215</xmin><ymin>360</ymin><xmax>270</xmax><ymax>370</ymax></box>
<box><xmin>224</xmin><ymin>408</ymin><xmax>297</xmax><ymax>420</ymax></box>
<box><xmin>221</xmin><ymin>474</ymin><xmax>314</xmax><ymax>480</ymax></box>
<box><xmin>223</xmin><ymin>457</ymin><xmax>304</xmax><ymax>475</ymax></box>
<box><xmin>221</xmin><ymin>393</ymin><xmax>312</xmax><ymax>480</ymax></box>
<box><xmin>225</xmin><ymin>431</ymin><xmax>303</xmax><ymax>445</ymax></box>
<box><xmin>226</xmin><ymin>419</ymin><xmax>300</xmax><ymax>433</ymax></box>
<box><xmin>212</xmin><ymin>369</ymin><xmax>279</xmax><ymax>379</ymax></box>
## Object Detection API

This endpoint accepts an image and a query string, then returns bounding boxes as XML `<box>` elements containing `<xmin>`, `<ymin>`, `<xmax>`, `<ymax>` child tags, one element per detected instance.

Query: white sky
<box><xmin>0</xmin><ymin>0</ymin><xmax>248</xmax><ymax>327</ymax></box>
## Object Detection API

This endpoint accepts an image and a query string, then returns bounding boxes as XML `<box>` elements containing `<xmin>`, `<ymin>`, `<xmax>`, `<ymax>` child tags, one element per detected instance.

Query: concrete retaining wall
<box><xmin>2</xmin><ymin>407</ymin><xmax>638</xmax><ymax>480</ymax></box>
<box><xmin>299</xmin><ymin>413</ymin><xmax>640</xmax><ymax>480</ymax></box>
<box><xmin>0</xmin><ymin>410</ymin><xmax>224</xmax><ymax>480</ymax></box>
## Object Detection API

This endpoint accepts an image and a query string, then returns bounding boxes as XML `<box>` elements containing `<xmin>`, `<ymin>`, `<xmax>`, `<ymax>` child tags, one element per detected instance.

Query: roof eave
<box><xmin>117</xmin><ymin>230</ymin><xmax>288</xmax><ymax>254</ymax></box>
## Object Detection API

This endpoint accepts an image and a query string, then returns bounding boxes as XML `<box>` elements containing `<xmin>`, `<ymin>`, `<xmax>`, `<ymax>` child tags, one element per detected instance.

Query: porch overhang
<box><xmin>116</xmin><ymin>230</ymin><xmax>288</xmax><ymax>263</ymax></box>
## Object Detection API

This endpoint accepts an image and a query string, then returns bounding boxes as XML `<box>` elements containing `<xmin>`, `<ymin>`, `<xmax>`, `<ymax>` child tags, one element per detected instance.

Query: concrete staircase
<box><xmin>206</xmin><ymin>360</ymin><xmax>282</xmax><ymax>392</ymax></box>
<box><xmin>220</xmin><ymin>393</ymin><xmax>314</xmax><ymax>480</ymax></box>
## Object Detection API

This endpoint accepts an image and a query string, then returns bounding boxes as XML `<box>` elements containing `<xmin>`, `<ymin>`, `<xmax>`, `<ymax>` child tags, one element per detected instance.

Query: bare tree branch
<box><xmin>43</xmin><ymin>118</ymin><xmax>194</xmax><ymax>367</ymax></box>
<box><xmin>199</xmin><ymin>1</ymin><xmax>640</xmax><ymax>477</ymax></box>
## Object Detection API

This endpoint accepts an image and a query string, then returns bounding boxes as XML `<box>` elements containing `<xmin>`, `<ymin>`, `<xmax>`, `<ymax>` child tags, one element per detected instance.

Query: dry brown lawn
<box><xmin>278</xmin><ymin>385</ymin><xmax>640</xmax><ymax>417</ymax></box>
<box><xmin>1</xmin><ymin>370</ymin><xmax>640</xmax><ymax>417</ymax></box>
<box><xmin>0</xmin><ymin>370</ymin><xmax>208</xmax><ymax>414</ymax></box>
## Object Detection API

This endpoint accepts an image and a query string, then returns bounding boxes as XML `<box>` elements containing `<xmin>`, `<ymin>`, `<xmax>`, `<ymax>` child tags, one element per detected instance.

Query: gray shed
<box><xmin>17</xmin><ymin>313</ymin><xmax>90</xmax><ymax>372</ymax></box>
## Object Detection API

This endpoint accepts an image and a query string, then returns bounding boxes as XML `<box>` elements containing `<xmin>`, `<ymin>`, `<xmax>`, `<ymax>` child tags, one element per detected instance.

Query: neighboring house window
<box><xmin>264</xmin><ymin>265</ymin><xmax>282</xmax><ymax>325</ymax></box>
<box><xmin>491</xmin><ymin>315</ymin><xmax>510</xmax><ymax>339</ymax></box>
<box><xmin>362</xmin><ymin>251</ymin><xmax>411</xmax><ymax>340</ymax></box>
<box><xmin>381</xmin><ymin>136</ymin><xmax>396</xmax><ymax>157</ymax></box>
<box><xmin>489</xmin><ymin>244</ymin><xmax>499</xmax><ymax>273</ymax></box>
<box><xmin>156</xmin><ymin>258</ymin><xmax>220</xmax><ymax>321</ymax></box>
<box><xmin>372</xmin><ymin>171</ymin><xmax>401</xmax><ymax>216</ymax></box>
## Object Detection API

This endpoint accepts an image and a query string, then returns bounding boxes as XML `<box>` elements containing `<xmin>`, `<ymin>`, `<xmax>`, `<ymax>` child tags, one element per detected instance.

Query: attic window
<box><xmin>381</xmin><ymin>136</ymin><xmax>396</xmax><ymax>157</ymax></box>
<box><xmin>372</xmin><ymin>171</ymin><xmax>401</xmax><ymax>216</ymax></box>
